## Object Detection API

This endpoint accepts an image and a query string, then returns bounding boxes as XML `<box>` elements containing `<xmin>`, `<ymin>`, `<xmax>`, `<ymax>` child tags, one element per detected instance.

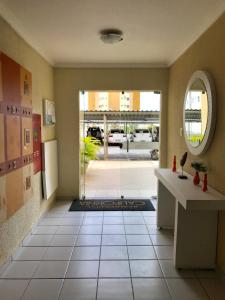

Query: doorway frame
<box><xmin>79</xmin><ymin>89</ymin><xmax>165</xmax><ymax>200</ymax></box>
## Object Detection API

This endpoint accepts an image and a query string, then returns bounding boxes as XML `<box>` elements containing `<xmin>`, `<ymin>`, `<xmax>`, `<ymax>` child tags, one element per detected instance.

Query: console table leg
<box><xmin>157</xmin><ymin>181</ymin><xmax>175</xmax><ymax>229</ymax></box>
<box><xmin>174</xmin><ymin>201</ymin><xmax>218</xmax><ymax>269</ymax></box>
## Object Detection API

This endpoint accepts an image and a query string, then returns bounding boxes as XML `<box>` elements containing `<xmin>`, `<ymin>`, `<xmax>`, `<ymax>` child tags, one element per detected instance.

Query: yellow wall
<box><xmin>133</xmin><ymin>91</ymin><xmax>140</xmax><ymax>111</ymax></box>
<box><xmin>54</xmin><ymin>68</ymin><xmax>169</xmax><ymax>198</ymax></box>
<box><xmin>88</xmin><ymin>91</ymin><xmax>96</xmax><ymax>110</ymax></box>
<box><xmin>108</xmin><ymin>91</ymin><xmax>120</xmax><ymax>111</ymax></box>
<box><xmin>0</xmin><ymin>16</ymin><xmax>55</xmax><ymax>265</ymax></box>
<box><xmin>167</xmin><ymin>12</ymin><xmax>225</xmax><ymax>272</ymax></box>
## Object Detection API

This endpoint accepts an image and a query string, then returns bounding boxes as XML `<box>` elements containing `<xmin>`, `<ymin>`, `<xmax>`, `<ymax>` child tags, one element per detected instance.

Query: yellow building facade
<box><xmin>88</xmin><ymin>91</ymin><xmax>140</xmax><ymax>111</ymax></box>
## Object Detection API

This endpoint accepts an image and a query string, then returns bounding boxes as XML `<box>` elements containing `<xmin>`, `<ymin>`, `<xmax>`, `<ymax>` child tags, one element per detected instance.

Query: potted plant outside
<box><xmin>80</xmin><ymin>136</ymin><xmax>100</xmax><ymax>173</ymax></box>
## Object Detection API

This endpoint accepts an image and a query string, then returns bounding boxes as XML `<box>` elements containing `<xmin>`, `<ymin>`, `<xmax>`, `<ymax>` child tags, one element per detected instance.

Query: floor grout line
<box><xmin>50</xmin><ymin>215</ymin><xmax>81</xmax><ymax>300</ymax></box>
<box><xmin>19</xmin><ymin>279</ymin><xmax>32</xmax><ymax>300</ymax></box>
<box><xmin>123</xmin><ymin>214</ymin><xmax>135</xmax><ymax>300</ymax></box>
<box><xmin>95</xmin><ymin>212</ymin><xmax>104</xmax><ymax>300</ymax></box>
<box><xmin>2</xmin><ymin>203</ymin><xmax>223</xmax><ymax>299</ymax></box>
<box><xmin>196</xmin><ymin>276</ymin><xmax>211</xmax><ymax>300</ymax></box>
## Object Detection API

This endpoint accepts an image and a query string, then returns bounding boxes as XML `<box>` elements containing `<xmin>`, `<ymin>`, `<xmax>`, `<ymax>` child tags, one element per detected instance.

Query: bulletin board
<box><xmin>33</xmin><ymin>114</ymin><xmax>42</xmax><ymax>174</ymax></box>
<box><xmin>0</xmin><ymin>52</ymin><xmax>33</xmax><ymax>222</ymax></box>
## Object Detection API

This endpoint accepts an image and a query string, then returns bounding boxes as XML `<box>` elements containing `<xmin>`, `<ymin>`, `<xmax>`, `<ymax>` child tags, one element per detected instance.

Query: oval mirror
<box><xmin>183</xmin><ymin>70</ymin><xmax>216</xmax><ymax>155</ymax></box>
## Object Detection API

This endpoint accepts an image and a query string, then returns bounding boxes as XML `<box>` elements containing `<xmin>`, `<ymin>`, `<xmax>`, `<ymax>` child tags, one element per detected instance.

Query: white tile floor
<box><xmin>1</xmin><ymin>199</ymin><xmax>225</xmax><ymax>299</ymax></box>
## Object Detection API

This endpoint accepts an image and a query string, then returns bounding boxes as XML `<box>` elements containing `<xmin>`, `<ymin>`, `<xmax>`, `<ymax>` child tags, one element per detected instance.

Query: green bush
<box><xmin>81</xmin><ymin>136</ymin><xmax>100</xmax><ymax>164</ymax></box>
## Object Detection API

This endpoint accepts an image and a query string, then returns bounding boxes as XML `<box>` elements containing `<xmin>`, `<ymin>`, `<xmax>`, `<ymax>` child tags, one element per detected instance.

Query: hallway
<box><xmin>1</xmin><ymin>200</ymin><xmax>225</xmax><ymax>300</ymax></box>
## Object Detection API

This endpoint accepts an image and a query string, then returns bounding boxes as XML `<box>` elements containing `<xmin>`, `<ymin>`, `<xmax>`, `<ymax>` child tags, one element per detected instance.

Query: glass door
<box><xmin>120</xmin><ymin>91</ymin><xmax>139</xmax><ymax>200</ymax></box>
<box><xmin>108</xmin><ymin>118</ymin><xmax>124</xmax><ymax>200</ymax></box>
<box><xmin>80</xmin><ymin>90</ymin><xmax>161</xmax><ymax>201</ymax></box>
<box><xmin>81</xmin><ymin>90</ymin><xmax>124</xmax><ymax>200</ymax></box>
<box><xmin>79</xmin><ymin>91</ymin><xmax>88</xmax><ymax>199</ymax></box>
<box><xmin>120</xmin><ymin>91</ymin><xmax>161</xmax><ymax>200</ymax></box>
<box><xmin>93</xmin><ymin>113</ymin><xmax>123</xmax><ymax>200</ymax></box>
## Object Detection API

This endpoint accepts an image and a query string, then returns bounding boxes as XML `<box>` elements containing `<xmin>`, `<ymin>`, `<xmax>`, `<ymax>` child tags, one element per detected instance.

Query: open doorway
<box><xmin>79</xmin><ymin>90</ymin><xmax>160</xmax><ymax>200</ymax></box>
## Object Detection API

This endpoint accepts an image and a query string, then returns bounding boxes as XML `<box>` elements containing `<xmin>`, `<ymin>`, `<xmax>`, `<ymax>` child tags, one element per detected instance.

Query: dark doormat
<box><xmin>69</xmin><ymin>198</ymin><xmax>156</xmax><ymax>211</ymax></box>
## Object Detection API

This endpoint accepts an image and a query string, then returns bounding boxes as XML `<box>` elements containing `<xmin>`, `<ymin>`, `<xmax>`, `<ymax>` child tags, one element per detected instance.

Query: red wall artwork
<box><xmin>33</xmin><ymin>114</ymin><xmax>42</xmax><ymax>174</ymax></box>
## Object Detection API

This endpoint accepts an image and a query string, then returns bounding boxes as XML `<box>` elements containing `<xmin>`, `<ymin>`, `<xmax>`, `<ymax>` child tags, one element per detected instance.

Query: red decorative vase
<box><xmin>202</xmin><ymin>173</ymin><xmax>208</xmax><ymax>192</ymax></box>
<box><xmin>193</xmin><ymin>171</ymin><xmax>200</xmax><ymax>185</ymax></box>
<box><xmin>172</xmin><ymin>155</ymin><xmax>176</xmax><ymax>172</ymax></box>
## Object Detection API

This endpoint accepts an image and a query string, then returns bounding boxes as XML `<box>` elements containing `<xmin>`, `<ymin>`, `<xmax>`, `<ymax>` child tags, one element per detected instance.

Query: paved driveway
<box><xmin>84</xmin><ymin>160</ymin><xmax>159</xmax><ymax>199</ymax></box>
<box><xmin>97</xmin><ymin>146</ymin><xmax>158</xmax><ymax>160</ymax></box>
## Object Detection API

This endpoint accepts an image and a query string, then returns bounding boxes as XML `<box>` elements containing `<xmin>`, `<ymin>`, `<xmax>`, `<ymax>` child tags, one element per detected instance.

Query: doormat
<box><xmin>69</xmin><ymin>198</ymin><xmax>155</xmax><ymax>211</ymax></box>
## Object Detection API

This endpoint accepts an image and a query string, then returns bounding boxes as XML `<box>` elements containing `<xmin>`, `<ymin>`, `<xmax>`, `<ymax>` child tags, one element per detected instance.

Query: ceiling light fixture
<box><xmin>100</xmin><ymin>29</ymin><xmax>123</xmax><ymax>44</ymax></box>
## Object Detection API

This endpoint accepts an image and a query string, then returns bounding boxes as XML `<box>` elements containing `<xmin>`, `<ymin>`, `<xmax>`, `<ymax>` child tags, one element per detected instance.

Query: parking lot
<box><xmin>97</xmin><ymin>146</ymin><xmax>158</xmax><ymax>160</ymax></box>
<box><xmin>97</xmin><ymin>147</ymin><xmax>151</xmax><ymax>160</ymax></box>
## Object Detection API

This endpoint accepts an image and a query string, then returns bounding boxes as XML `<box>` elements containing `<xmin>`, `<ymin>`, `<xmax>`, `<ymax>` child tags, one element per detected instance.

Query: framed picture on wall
<box><xmin>43</xmin><ymin>99</ymin><xmax>56</xmax><ymax>126</ymax></box>
<box><xmin>24</xmin><ymin>128</ymin><xmax>31</xmax><ymax>146</ymax></box>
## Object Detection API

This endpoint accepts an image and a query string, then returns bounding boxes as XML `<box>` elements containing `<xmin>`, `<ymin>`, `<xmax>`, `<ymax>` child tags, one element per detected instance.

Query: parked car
<box><xmin>108</xmin><ymin>129</ymin><xmax>127</xmax><ymax>148</ymax></box>
<box><xmin>151</xmin><ymin>126</ymin><xmax>160</xmax><ymax>142</ymax></box>
<box><xmin>132</xmin><ymin>129</ymin><xmax>152</xmax><ymax>142</ymax></box>
<box><xmin>87</xmin><ymin>127</ymin><xmax>103</xmax><ymax>143</ymax></box>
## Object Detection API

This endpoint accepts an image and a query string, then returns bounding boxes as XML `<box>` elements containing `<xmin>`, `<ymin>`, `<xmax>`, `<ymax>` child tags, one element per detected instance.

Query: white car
<box><xmin>108</xmin><ymin>129</ymin><xmax>127</xmax><ymax>147</ymax></box>
<box><xmin>132</xmin><ymin>129</ymin><xmax>152</xmax><ymax>142</ymax></box>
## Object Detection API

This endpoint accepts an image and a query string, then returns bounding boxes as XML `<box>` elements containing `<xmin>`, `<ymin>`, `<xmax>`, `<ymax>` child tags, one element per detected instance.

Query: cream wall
<box><xmin>167</xmin><ymin>12</ymin><xmax>225</xmax><ymax>273</ymax></box>
<box><xmin>1</xmin><ymin>3</ymin><xmax>224</xmax><ymax>274</ymax></box>
<box><xmin>0</xmin><ymin>16</ymin><xmax>55</xmax><ymax>265</ymax></box>
<box><xmin>54</xmin><ymin>68</ymin><xmax>169</xmax><ymax>198</ymax></box>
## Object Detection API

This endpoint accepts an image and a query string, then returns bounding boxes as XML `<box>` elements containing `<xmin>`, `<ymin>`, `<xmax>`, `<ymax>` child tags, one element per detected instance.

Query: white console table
<box><xmin>155</xmin><ymin>168</ymin><xmax>225</xmax><ymax>269</ymax></box>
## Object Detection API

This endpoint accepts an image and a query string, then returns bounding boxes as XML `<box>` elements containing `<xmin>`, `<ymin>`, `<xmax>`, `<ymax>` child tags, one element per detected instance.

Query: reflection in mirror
<box><xmin>185</xmin><ymin>79</ymin><xmax>208</xmax><ymax>148</ymax></box>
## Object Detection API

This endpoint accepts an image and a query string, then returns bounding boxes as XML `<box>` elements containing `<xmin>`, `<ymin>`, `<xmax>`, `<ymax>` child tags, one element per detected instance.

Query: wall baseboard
<box><xmin>0</xmin><ymin>195</ymin><xmax>57</xmax><ymax>270</ymax></box>
<box><xmin>56</xmin><ymin>196</ymin><xmax>74</xmax><ymax>202</ymax></box>
<box><xmin>216</xmin><ymin>266</ymin><xmax>225</xmax><ymax>284</ymax></box>
<box><xmin>0</xmin><ymin>257</ymin><xmax>12</xmax><ymax>276</ymax></box>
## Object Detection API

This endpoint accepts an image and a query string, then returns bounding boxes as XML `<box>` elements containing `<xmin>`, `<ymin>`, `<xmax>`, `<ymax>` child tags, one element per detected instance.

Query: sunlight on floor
<box><xmin>85</xmin><ymin>160</ymin><xmax>159</xmax><ymax>199</ymax></box>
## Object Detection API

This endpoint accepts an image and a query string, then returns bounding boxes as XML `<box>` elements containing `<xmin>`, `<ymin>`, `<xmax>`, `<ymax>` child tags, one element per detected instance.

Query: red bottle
<box><xmin>193</xmin><ymin>171</ymin><xmax>200</xmax><ymax>185</ymax></box>
<box><xmin>172</xmin><ymin>155</ymin><xmax>176</xmax><ymax>172</ymax></box>
<box><xmin>202</xmin><ymin>173</ymin><xmax>208</xmax><ymax>192</ymax></box>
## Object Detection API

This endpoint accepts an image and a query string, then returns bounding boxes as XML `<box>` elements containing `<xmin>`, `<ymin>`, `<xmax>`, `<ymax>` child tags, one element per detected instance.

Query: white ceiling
<box><xmin>0</xmin><ymin>0</ymin><xmax>225</xmax><ymax>67</ymax></box>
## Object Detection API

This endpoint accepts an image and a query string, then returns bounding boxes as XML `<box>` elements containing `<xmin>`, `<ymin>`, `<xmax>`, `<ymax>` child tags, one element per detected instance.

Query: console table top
<box><xmin>155</xmin><ymin>168</ymin><xmax>225</xmax><ymax>210</ymax></box>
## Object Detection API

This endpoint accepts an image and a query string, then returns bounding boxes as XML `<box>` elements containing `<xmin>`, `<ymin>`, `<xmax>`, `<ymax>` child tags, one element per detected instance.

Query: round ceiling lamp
<box><xmin>100</xmin><ymin>29</ymin><xmax>123</xmax><ymax>44</ymax></box>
